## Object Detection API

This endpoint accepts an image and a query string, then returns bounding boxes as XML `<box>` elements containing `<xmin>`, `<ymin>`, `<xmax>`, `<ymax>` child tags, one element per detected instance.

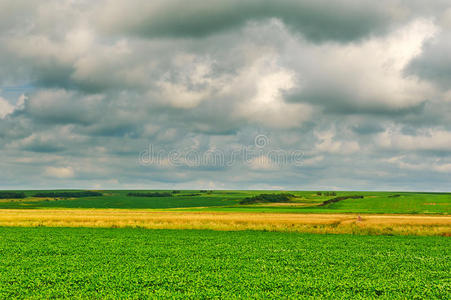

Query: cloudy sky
<box><xmin>1</xmin><ymin>0</ymin><xmax>451</xmax><ymax>191</ymax></box>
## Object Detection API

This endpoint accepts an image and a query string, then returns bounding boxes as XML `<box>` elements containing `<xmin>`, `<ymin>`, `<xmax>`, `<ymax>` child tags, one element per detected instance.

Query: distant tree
<box><xmin>33</xmin><ymin>191</ymin><xmax>102</xmax><ymax>198</ymax></box>
<box><xmin>324</xmin><ymin>192</ymin><xmax>337</xmax><ymax>196</ymax></box>
<box><xmin>320</xmin><ymin>195</ymin><xmax>363</xmax><ymax>206</ymax></box>
<box><xmin>127</xmin><ymin>192</ymin><xmax>172</xmax><ymax>197</ymax></box>
<box><xmin>240</xmin><ymin>193</ymin><xmax>295</xmax><ymax>205</ymax></box>
<box><xmin>0</xmin><ymin>192</ymin><xmax>26</xmax><ymax>199</ymax></box>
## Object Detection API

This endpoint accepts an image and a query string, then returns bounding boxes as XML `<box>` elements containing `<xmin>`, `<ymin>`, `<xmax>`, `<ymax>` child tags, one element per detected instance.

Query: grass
<box><xmin>181</xmin><ymin>191</ymin><xmax>451</xmax><ymax>215</ymax></box>
<box><xmin>314</xmin><ymin>192</ymin><xmax>451</xmax><ymax>214</ymax></box>
<box><xmin>0</xmin><ymin>227</ymin><xmax>449</xmax><ymax>298</ymax></box>
<box><xmin>0</xmin><ymin>209</ymin><xmax>450</xmax><ymax>236</ymax></box>
<box><xmin>0</xmin><ymin>190</ymin><xmax>449</xmax><ymax>214</ymax></box>
<box><xmin>0</xmin><ymin>190</ymin><xmax>449</xmax><ymax>236</ymax></box>
<box><xmin>0</xmin><ymin>190</ymin><xmax>240</xmax><ymax>209</ymax></box>
<box><xmin>1</xmin><ymin>191</ymin><xmax>449</xmax><ymax>297</ymax></box>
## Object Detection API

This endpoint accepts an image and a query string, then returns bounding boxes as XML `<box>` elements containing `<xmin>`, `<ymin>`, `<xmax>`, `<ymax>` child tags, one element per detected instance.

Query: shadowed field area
<box><xmin>1</xmin><ymin>209</ymin><xmax>450</xmax><ymax>236</ymax></box>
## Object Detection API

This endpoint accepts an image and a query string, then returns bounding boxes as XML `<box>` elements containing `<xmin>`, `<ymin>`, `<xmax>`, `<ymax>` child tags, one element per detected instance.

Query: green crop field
<box><xmin>0</xmin><ymin>190</ymin><xmax>450</xmax><ymax>214</ymax></box>
<box><xmin>0</xmin><ymin>191</ymin><xmax>450</xmax><ymax>298</ymax></box>
<box><xmin>0</xmin><ymin>190</ymin><xmax>241</xmax><ymax>209</ymax></box>
<box><xmin>310</xmin><ymin>192</ymin><xmax>451</xmax><ymax>214</ymax></box>
<box><xmin>0</xmin><ymin>227</ymin><xmax>449</xmax><ymax>298</ymax></box>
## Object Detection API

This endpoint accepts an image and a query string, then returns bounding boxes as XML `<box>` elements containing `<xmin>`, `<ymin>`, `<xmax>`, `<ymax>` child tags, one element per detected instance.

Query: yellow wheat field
<box><xmin>0</xmin><ymin>209</ymin><xmax>450</xmax><ymax>236</ymax></box>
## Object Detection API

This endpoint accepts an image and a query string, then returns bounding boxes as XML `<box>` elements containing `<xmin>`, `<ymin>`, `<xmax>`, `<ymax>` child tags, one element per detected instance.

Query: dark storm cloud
<box><xmin>406</xmin><ymin>32</ymin><xmax>451</xmax><ymax>89</ymax></box>
<box><xmin>100</xmin><ymin>0</ymin><xmax>398</xmax><ymax>42</ymax></box>
<box><xmin>351</xmin><ymin>123</ymin><xmax>385</xmax><ymax>135</ymax></box>
<box><xmin>22</xmin><ymin>90</ymin><xmax>103</xmax><ymax>125</ymax></box>
<box><xmin>22</xmin><ymin>143</ymin><xmax>65</xmax><ymax>153</ymax></box>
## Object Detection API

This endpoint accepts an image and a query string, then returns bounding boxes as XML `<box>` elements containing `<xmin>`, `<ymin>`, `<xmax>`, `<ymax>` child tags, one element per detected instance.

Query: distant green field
<box><xmin>0</xmin><ymin>190</ymin><xmax>242</xmax><ymax>209</ymax></box>
<box><xmin>314</xmin><ymin>192</ymin><xmax>451</xmax><ymax>214</ymax></box>
<box><xmin>0</xmin><ymin>190</ymin><xmax>449</xmax><ymax>214</ymax></box>
<box><xmin>200</xmin><ymin>192</ymin><xmax>451</xmax><ymax>214</ymax></box>
<box><xmin>0</xmin><ymin>227</ymin><xmax>449</xmax><ymax>298</ymax></box>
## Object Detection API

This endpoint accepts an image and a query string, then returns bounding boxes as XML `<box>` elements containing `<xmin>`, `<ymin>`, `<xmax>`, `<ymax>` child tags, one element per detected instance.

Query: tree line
<box><xmin>33</xmin><ymin>191</ymin><xmax>103</xmax><ymax>198</ymax></box>
<box><xmin>127</xmin><ymin>192</ymin><xmax>173</xmax><ymax>197</ymax></box>
<box><xmin>0</xmin><ymin>192</ymin><xmax>26</xmax><ymax>199</ymax></box>
<box><xmin>240</xmin><ymin>193</ymin><xmax>295</xmax><ymax>204</ymax></box>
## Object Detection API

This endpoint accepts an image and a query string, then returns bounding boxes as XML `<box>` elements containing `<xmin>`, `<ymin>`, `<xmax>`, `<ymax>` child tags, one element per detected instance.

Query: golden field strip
<box><xmin>0</xmin><ymin>209</ymin><xmax>450</xmax><ymax>236</ymax></box>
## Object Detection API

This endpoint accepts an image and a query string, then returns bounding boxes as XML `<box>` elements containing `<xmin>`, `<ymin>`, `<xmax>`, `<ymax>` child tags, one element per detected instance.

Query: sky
<box><xmin>0</xmin><ymin>0</ymin><xmax>450</xmax><ymax>191</ymax></box>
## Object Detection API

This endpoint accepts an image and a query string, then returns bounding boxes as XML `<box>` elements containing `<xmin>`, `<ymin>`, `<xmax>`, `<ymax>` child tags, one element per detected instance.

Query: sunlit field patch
<box><xmin>0</xmin><ymin>209</ymin><xmax>449</xmax><ymax>236</ymax></box>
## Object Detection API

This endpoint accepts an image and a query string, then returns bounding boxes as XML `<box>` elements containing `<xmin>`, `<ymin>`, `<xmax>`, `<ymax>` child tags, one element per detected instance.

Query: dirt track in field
<box><xmin>0</xmin><ymin>209</ymin><xmax>449</xmax><ymax>236</ymax></box>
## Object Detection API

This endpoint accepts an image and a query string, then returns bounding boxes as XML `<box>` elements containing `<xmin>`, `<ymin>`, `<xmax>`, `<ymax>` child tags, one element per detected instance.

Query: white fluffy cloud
<box><xmin>0</xmin><ymin>97</ymin><xmax>13</xmax><ymax>119</ymax></box>
<box><xmin>285</xmin><ymin>19</ymin><xmax>437</xmax><ymax>112</ymax></box>
<box><xmin>44</xmin><ymin>166</ymin><xmax>75</xmax><ymax>179</ymax></box>
<box><xmin>376</xmin><ymin>129</ymin><xmax>451</xmax><ymax>152</ymax></box>
<box><xmin>314</xmin><ymin>130</ymin><xmax>360</xmax><ymax>155</ymax></box>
